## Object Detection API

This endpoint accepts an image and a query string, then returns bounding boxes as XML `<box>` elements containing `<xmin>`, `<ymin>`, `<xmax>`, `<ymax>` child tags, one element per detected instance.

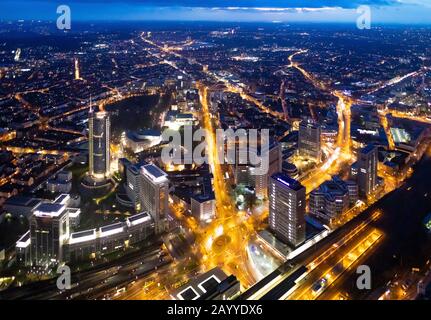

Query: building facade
<box><xmin>309</xmin><ymin>176</ymin><xmax>356</xmax><ymax>222</ymax></box>
<box><xmin>89</xmin><ymin>110</ymin><xmax>110</xmax><ymax>180</ymax></box>
<box><xmin>140</xmin><ymin>163</ymin><xmax>169</xmax><ymax>234</ymax></box>
<box><xmin>191</xmin><ymin>193</ymin><xmax>216</xmax><ymax>223</ymax></box>
<box><xmin>298</xmin><ymin>120</ymin><xmax>321</xmax><ymax>161</ymax></box>
<box><xmin>269</xmin><ymin>173</ymin><xmax>306</xmax><ymax>247</ymax></box>
<box><xmin>235</xmin><ymin>141</ymin><xmax>282</xmax><ymax>200</ymax></box>
<box><xmin>66</xmin><ymin>212</ymin><xmax>154</xmax><ymax>262</ymax></box>
<box><xmin>125</xmin><ymin>162</ymin><xmax>143</xmax><ymax>211</ymax></box>
<box><xmin>29</xmin><ymin>203</ymin><xmax>70</xmax><ymax>267</ymax></box>
<box><xmin>171</xmin><ymin>267</ymin><xmax>240</xmax><ymax>300</ymax></box>
<box><xmin>17</xmin><ymin>211</ymin><xmax>153</xmax><ymax>266</ymax></box>
<box><xmin>357</xmin><ymin>144</ymin><xmax>378</xmax><ymax>197</ymax></box>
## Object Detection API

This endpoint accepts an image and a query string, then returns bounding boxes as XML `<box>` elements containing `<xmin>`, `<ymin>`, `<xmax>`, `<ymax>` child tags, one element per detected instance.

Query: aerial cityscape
<box><xmin>0</xmin><ymin>0</ymin><xmax>431</xmax><ymax>304</ymax></box>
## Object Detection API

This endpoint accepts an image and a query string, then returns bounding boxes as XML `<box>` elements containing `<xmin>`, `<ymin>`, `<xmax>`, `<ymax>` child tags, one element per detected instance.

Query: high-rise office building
<box><xmin>298</xmin><ymin>119</ymin><xmax>321</xmax><ymax>161</ymax></box>
<box><xmin>74</xmin><ymin>58</ymin><xmax>81</xmax><ymax>80</ymax></box>
<box><xmin>309</xmin><ymin>176</ymin><xmax>354</xmax><ymax>222</ymax></box>
<box><xmin>269</xmin><ymin>173</ymin><xmax>306</xmax><ymax>247</ymax></box>
<box><xmin>357</xmin><ymin>144</ymin><xmax>378</xmax><ymax>197</ymax></box>
<box><xmin>125</xmin><ymin>161</ymin><xmax>145</xmax><ymax>211</ymax></box>
<box><xmin>118</xmin><ymin>158</ymin><xmax>132</xmax><ymax>182</ymax></box>
<box><xmin>237</xmin><ymin>141</ymin><xmax>282</xmax><ymax>199</ymax></box>
<box><xmin>248</xmin><ymin>142</ymin><xmax>281</xmax><ymax>199</ymax></box>
<box><xmin>29</xmin><ymin>203</ymin><xmax>70</xmax><ymax>266</ymax></box>
<box><xmin>140</xmin><ymin>164</ymin><xmax>169</xmax><ymax>234</ymax></box>
<box><xmin>345</xmin><ymin>180</ymin><xmax>359</xmax><ymax>205</ymax></box>
<box><xmin>89</xmin><ymin>110</ymin><xmax>110</xmax><ymax>180</ymax></box>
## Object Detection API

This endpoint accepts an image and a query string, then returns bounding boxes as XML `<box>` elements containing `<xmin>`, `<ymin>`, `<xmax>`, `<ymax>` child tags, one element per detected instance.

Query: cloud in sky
<box><xmin>8</xmin><ymin>0</ymin><xmax>395</xmax><ymax>8</ymax></box>
<box><xmin>0</xmin><ymin>0</ymin><xmax>430</xmax><ymax>23</ymax></box>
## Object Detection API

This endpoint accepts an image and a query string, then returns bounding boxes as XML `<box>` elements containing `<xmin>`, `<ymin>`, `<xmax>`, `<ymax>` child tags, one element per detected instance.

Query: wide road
<box><xmin>139</xmin><ymin>32</ymin><xmax>259</xmax><ymax>291</ymax></box>
<box><xmin>288</xmin><ymin>50</ymin><xmax>355</xmax><ymax>193</ymax></box>
<box><xmin>0</xmin><ymin>243</ymin><xmax>166</xmax><ymax>300</ymax></box>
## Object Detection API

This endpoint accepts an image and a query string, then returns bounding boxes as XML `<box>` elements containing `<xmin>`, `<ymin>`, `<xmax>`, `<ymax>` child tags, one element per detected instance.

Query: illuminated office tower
<box><xmin>248</xmin><ymin>141</ymin><xmax>281</xmax><ymax>199</ymax></box>
<box><xmin>298</xmin><ymin>119</ymin><xmax>321</xmax><ymax>161</ymax></box>
<box><xmin>269</xmin><ymin>173</ymin><xmax>306</xmax><ymax>247</ymax></box>
<box><xmin>357</xmin><ymin>144</ymin><xmax>378</xmax><ymax>197</ymax></box>
<box><xmin>74</xmin><ymin>58</ymin><xmax>81</xmax><ymax>80</ymax></box>
<box><xmin>140</xmin><ymin>164</ymin><xmax>169</xmax><ymax>234</ymax></box>
<box><xmin>125</xmin><ymin>163</ymin><xmax>142</xmax><ymax>211</ymax></box>
<box><xmin>89</xmin><ymin>110</ymin><xmax>111</xmax><ymax>180</ymax></box>
<box><xmin>29</xmin><ymin>203</ymin><xmax>70</xmax><ymax>266</ymax></box>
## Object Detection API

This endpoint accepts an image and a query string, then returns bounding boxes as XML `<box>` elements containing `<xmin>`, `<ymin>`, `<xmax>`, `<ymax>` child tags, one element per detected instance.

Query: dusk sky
<box><xmin>0</xmin><ymin>0</ymin><xmax>430</xmax><ymax>24</ymax></box>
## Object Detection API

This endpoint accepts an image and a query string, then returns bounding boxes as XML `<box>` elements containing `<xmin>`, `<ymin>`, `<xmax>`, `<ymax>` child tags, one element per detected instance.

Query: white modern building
<box><xmin>15</xmin><ymin>194</ymin><xmax>80</xmax><ymax>267</ymax></box>
<box><xmin>140</xmin><ymin>163</ymin><xmax>169</xmax><ymax>234</ymax></box>
<box><xmin>66</xmin><ymin>212</ymin><xmax>154</xmax><ymax>262</ymax></box>
<box><xmin>191</xmin><ymin>193</ymin><xmax>216</xmax><ymax>223</ymax></box>
<box><xmin>29</xmin><ymin>202</ymin><xmax>70</xmax><ymax>267</ymax></box>
<box><xmin>124</xmin><ymin>129</ymin><xmax>161</xmax><ymax>153</ymax></box>
<box><xmin>17</xmin><ymin>211</ymin><xmax>153</xmax><ymax>266</ymax></box>
<box><xmin>171</xmin><ymin>267</ymin><xmax>240</xmax><ymax>300</ymax></box>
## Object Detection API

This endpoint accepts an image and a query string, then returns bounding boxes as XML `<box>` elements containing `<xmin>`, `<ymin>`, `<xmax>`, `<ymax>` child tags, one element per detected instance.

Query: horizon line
<box><xmin>1</xmin><ymin>19</ymin><xmax>431</xmax><ymax>27</ymax></box>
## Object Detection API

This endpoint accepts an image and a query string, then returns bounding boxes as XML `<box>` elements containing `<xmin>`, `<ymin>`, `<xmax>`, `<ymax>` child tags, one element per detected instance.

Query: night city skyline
<box><xmin>0</xmin><ymin>0</ymin><xmax>430</xmax><ymax>311</ymax></box>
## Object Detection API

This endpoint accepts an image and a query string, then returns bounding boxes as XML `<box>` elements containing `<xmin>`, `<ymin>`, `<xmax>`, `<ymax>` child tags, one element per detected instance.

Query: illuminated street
<box><xmin>1</xmin><ymin>4</ymin><xmax>431</xmax><ymax>305</ymax></box>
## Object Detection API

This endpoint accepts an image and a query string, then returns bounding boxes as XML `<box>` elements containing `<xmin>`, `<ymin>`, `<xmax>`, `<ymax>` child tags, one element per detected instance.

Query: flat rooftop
<box><xmin>271</xmin><ymin>172</ymin><xmax>304</xmax><ymax>191</ymax></box>
<box><xmin>16</xmin><ymin>230</ymin><xmax>31</xmax><ymax>248</ymax></box>
<box><xmin>69</xmin><ymin>212</ymin><xmax>153</xmax><ymax>245</ymax></box>
<box><xmin>192</xmin><ymin>192</ymin><xmax>215</xmax><ymax>203</ymax></box>
<box><xmin>127</xmin><ymin>211</ymin><xmax>152</xmax><ymax>226</ymax></box>
<box><xmin>141</xmin><ymin>163</ymin><xmax>168</xmax><ymax>182</ymax></box>
<box><xmin>54</xmin><ymin>194</ymin><xmax>70</xmax><ymax>204</ymax></box>
<box><xmin>69</xmin><ymin>229</ymin><xmax>97</xmax><ymax>245</ymax></box>
<box><xmin>361</xmin><ymin>144</ymin><xmax>377</xmax><ymax>154</ymax></box>
<box><xmin>171</xmin><ymin>267</ymin><xmax>228</xmax><ymax>300</ymax></box>
<box><xmin>71</xmin><ymin>229</ymin><xmax>95</xmax><ymax>239</ymax></box>
<box><xmin>33</xmin><ymin>203</ymin><xmax>66</xmax><ymax>217</ymax></box>
<box><xmin>176</xmin><ymin>113</ymin><xmax>194</xmax><ymax>119</ymax></box>
<box><xmin>100</xmin><ymin>222</ymin><xmax>124</xmax><ymax>237</ymax></box>
<box><xmin>4</xmin><ymin>196</ymin><xmax>41</xmax><ymax>207</ymax></box>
